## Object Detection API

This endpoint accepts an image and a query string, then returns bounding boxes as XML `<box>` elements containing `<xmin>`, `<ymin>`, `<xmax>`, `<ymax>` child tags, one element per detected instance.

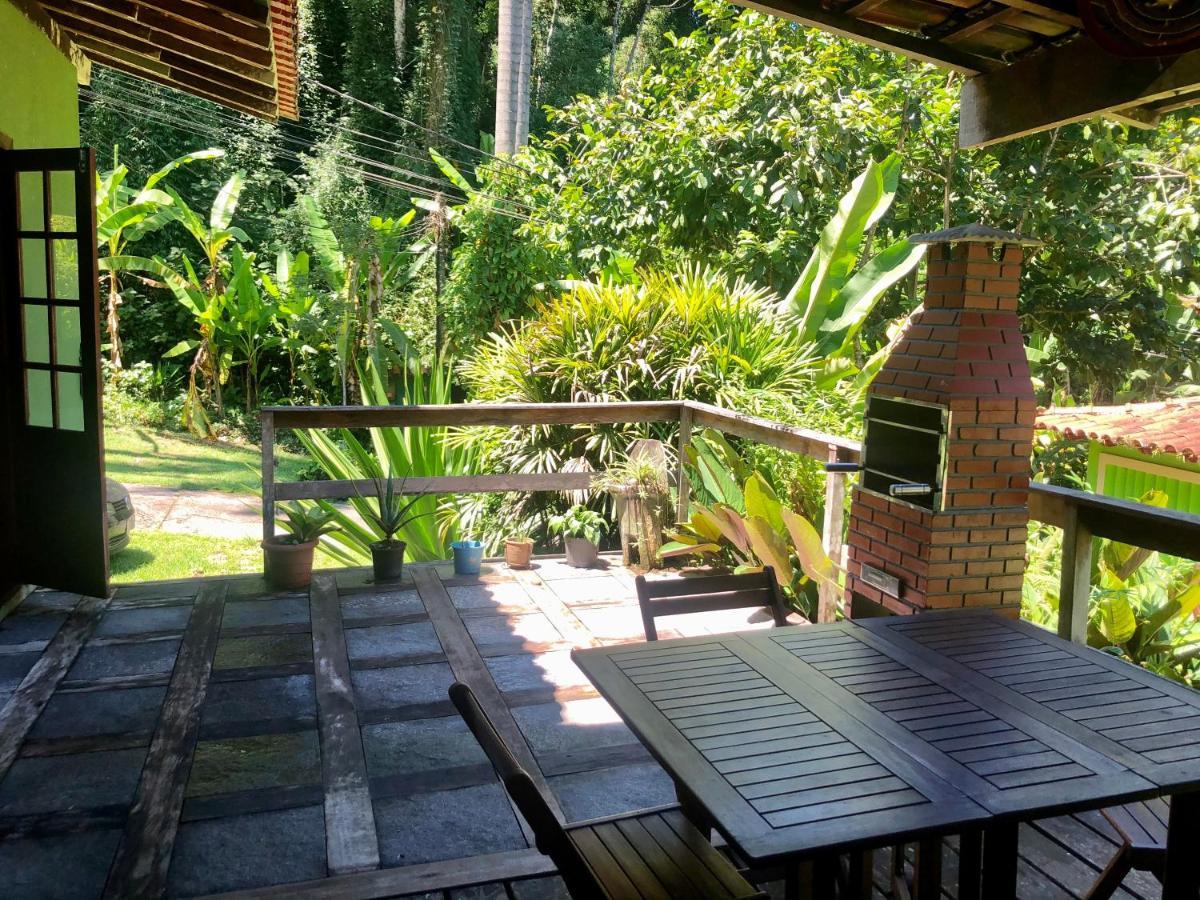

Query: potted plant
<box><xmin>264</xmin><ymin>503</ymin><xmax>339</xmax><ymax>589</ymax></box>
<box><xmin>596</xmin><ymin>445</ymin><xmax>670</xmax><ymax>568</ymax></box>
<box><xmin>549</xmin><ymin>505</ymin><xmax>606</xmax><ymax>568</ymax></box>
<box><xmin>359</xmin><ymin>474</ymin><xmax>429</xmax><ymax>583</ymax></box>
<box><xmin>504</xmin><ymin>532</ymin><xmax>534</xmax><ymax>569</ymax></box>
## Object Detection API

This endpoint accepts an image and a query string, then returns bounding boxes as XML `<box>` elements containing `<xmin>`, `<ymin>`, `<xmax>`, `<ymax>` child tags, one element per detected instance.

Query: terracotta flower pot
<box><xmin>564</xmin><ymin>537</ymin><xmax>598</xmax><ymax>568</ymax></box>
<box><xmin>505</xmin><ymin>537</ymin><xmax>534</xmax><ymax>569</ymax></box>
<box><xmin>371</xmin><ymin>540</ymin><xmax>406</xmax><ymax>582</ymax></box>
<box><xmin>263</xmin><ymin>538</ymin><xmax>318</xmax><ymax>590</ymax></box>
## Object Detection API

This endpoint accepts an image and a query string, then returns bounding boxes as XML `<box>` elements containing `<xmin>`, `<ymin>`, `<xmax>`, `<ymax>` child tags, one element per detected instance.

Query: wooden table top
<box><xmin>572</xmin><ymin>615</ymin><xmax>1170</xmax><ymax>865</ymax></box>
<box><xmin>859</xmin><ymin>610</ymin><xmax>1200</xmax><ymax>790</ymax></box>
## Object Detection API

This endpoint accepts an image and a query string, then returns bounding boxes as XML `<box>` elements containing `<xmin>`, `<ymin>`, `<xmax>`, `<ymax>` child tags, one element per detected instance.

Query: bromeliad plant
<box><xmin>266</xmin><ymin>503</ymin><xmax>340</xmax><ymax>590</ymax></box>
<box><xmin>357</xmin><ymin>472</ymin><xmax>431</xmax><ymax>582</ymax></box>
<box><xmin>275</xmin><ymin>503</ymin><xmax>340</xmax><ymax>544</ymax></box>
<box><xmin>662</xmin><ymin>430</ymin><xmax>841</xmax><ymax>618</ymax></box>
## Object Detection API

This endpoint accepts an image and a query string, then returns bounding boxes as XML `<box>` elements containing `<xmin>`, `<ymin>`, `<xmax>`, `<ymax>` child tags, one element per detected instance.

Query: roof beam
<box><xmin>959</xmin><ymin>36</ymin><xmax>1200</xmax><ymax>147</ymax></box>
<box><xmin>85</xmin><ymin>50</ymin><xmax>276</xmax><ymax>119</ymax></box>
<box><xmin>729</xmin><ymin>0</ymin><xmax>996</xmax><ymax>74</ymax></box>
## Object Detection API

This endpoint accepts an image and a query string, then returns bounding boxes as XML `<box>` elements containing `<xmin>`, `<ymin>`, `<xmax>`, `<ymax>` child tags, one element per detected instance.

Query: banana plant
<box><xmin>95</xmin><ymin>146</ymin><xmax>223</xmax><ymax>367</ymax></box>
<box><xmin>781</xmin><ymin>154</ymin><xmax>925</xmax><ymax>375</ymax></box>
<box><xmin>1089</xmin><ymin>490</ymin><xmax>1200</xmax><ymax>676</ymax></box>
<box><xmin>163</xmin><ymin>171</ymin><xmax>248</xmax><ymax>286</ymax></box>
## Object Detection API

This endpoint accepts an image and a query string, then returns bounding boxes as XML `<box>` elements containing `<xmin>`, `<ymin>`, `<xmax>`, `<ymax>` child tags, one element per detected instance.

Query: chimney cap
<box><xmin>908</xmin><ymin>223</ymin><xmax>1043</xmax><ymax>247</ymax></box>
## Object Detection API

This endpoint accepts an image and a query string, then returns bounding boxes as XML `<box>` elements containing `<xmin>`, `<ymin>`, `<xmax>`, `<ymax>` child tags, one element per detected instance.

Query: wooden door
<box><xmin>0</xmin><ymin>148</ymin><xmax>108</xmax><ymax>597</ymax></box>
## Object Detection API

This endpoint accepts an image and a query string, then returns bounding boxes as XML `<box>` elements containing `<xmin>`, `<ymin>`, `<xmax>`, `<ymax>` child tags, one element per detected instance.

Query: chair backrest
<box><xmin>635</xmin><ymin>567</ymin><xmax>790</xmax><ymax>641</ymax></box>
<box><xmin>449</xmin><ymin>682</ymin><xmax>598</xmax><ymax>894</ymax></box>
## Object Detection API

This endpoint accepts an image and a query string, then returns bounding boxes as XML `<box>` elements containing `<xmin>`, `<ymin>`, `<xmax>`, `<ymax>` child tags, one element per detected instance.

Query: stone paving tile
<box><xmin>221</xmin><ymin>597</ymin><xmax>309</xmax><ymax>630</ymax></box>
<box><xmin>362</xmin><ymin>715</ymin><xmax>488</xmax><ymax>779</ymax></box>
<box><xmin>0</xmin><ymin>650</ymin><xmax>40</xmax><ymax>691</ymax></box>
<box><xmin>94</xmin><ymin>605</ymin><xmax>192</xmax><ymax>637</ymax></box>
<box><xmin>374</xmin><ymin>782</ymin><xmax>525</xmax><ymax>867</ymax></box>
<box><xmin>510</xmin><ymin>876</ymin><xmax>572</xmax><ymax>900</ymax></box>
<box><xmin>512</xmin><ymin>698</ymin><xmax>634</xmax><ymax>755</ymax></box>
<box><xmin>485</xmin><ymin>650</ymin><xmax>592</xmax><ymax>694</ymax></box>
<box><xmin>447</xmin><ymin>582</ymin><xmax>536</xmax><ymax>611</ymax></box>
<box><xmin>464</xmin><ymin>614</ymin><xmax>565</xmax><ymax>654</ymax></box>
<box><xmin>351</xmin><ymin>661</ymin><xmax>456</xmax><ymax>712</ymax></box>
<box><xmin>345</xmin><ymin>621</ymin><xmax>443</xmax><ymax>663</ymax></box>
<box><xmin>548</xmin><ymin>762</ymin><xmax>675</xmax><ymax>823</ymax></box>
<box><xmin>341</xmin><ymin>589</ymin><xmax>425</xmax><ymax>621</ymax></box>
<box><xmin>548</xmin><ymin>576</ymin><xmax>633</xmax><ymax>605</ymax></box>
<box><xmin>1</xmin><ymin>827</ymin><xmax>123</xmax><ymax>900</ymax></box>
<box><xmin>213</xmin><ymin>633</ymin><xmax>312</xmax><ymax>670</ymax></box>
<box><xmin>530</xmin><ymin>559</ymin><xmax>614</xmax><ymax>581</ymax></box>
<box><xmin>19</xmin><ymin>590</ymin><xmax>81</xmax><ymax>614</ymax></box>
<box><xmin>0</xmin><ymin>749</ymin><xmax>147</xmax><ymax>816</ymax></box>
<box><xmin>187</xmin><ymin>731</ymin><xmax>322</xmax><ymax>797</ymax></box>
<box><xmin>571</xmin><ymin>605</ymin><xmax>652</xmax><ymax>643</ymax></box>
<box><xmin>167</xmin><ymin>804</ymin><xmax>328</xmax><ymax>896</ymax></box>
<box><xmin>449</xmin><ymin>885</ymin><xmax>509</xmax><ymax>900</ymax></box>
<box><xmin>0</xmin><ymin>611</ymin><xmax>66</xmax><ymax>645</ymax></box>
<box><xmin>67</xmin><ymin>639</ymin><xmax>181</xmax><ymax>681</ymax></box>
<box><xmin>29</xmin><ymin>686</ymin><xmax>167</xmax><ymax>739</ymax></box>
<box><xmin>201</xmin><ymin>674</ymin><xmax>316</xmax><ymax>726</ymax></box>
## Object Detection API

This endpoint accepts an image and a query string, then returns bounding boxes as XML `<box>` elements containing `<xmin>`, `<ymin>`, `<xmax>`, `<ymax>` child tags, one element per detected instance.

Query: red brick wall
<box><xmin>846</xmin><ymin>240</ymin><xmax>1034</xmax><ymax>616</ymax></box>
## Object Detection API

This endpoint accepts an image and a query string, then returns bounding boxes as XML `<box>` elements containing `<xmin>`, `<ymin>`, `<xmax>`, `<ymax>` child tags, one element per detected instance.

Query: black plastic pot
<box><xmin>371</xmin><ymin>540</ymin><xmax>407</xmax><ymax>582</ymax></box>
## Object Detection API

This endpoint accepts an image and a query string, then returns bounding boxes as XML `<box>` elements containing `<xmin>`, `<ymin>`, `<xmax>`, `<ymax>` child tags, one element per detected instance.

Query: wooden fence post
<box><xmin>1058</xmin><ymin>504</ymin><xmax>1092</xmax><ymax>644</ymax></box>
<box><xmin>675</xmin><ymin>404</ymin><xmax>693</xmax><ymax>526</ymax></box>
<box><xmin>261</xmin><ymin>410</ymin><xmax>275</xmax><ymax>567</ymax></box>
<box><xmin>818</xmin><ymin>445</ymin><xmax>846</xmax><ymax>623</ymax></box>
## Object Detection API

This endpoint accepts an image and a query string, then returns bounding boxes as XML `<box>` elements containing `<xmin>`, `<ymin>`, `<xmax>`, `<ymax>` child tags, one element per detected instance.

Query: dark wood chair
<box><xmin>449</xmin><ymin>681</ymin><xmax>767</xmax><ymax>900</ymax></box>
<box><xmin>1085</xmin><ymin>800</ymin><xmax>1168</xmax><ymax>899</ymax></box>
<box><xmin>635</xmin><ymin>568</ymin><xmax>791</xmax><ymax>642</ymax></box>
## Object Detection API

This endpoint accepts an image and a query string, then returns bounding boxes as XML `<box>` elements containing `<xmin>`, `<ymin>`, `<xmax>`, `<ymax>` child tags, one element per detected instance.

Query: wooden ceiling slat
<box><xmin>86</xmin><ymin>49</ymin><xmax>276</xmax><ymax>119</ymax></box>
<box><xmin>136</xmin><ymin>0</ymin><xmax>271</xmax><ymax>50</ymax></box>
<box><xmin>42</xmin><ymin>0</ymin><xmax>275</xmax><ymax>67</ymax></box>
<box><xmin>63</xmin><ymin>26</ymin><xmax>276</xmax><ymax>100</ymax></box>
<box><xmin>44</xmin><ymin>3</ymin><xmax>274</xmax><ymax>87</ymax></box>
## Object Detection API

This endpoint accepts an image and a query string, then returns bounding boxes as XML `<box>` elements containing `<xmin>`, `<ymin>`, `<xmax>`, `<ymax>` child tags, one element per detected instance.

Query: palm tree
<box><xmin>495</xmin><ymin>0</ymin><xmax>532</xmax><ymax>154</ymax></box>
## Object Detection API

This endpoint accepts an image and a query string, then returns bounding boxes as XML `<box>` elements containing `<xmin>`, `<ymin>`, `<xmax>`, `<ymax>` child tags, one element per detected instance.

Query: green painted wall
<box><xmin>0</xmin><ymin>1</ymin><xmax>80</xmax><ymax>149</ymax></box>
<box><xmin>1088</xmin><ymin>443</ymin><xmax>1200</xmax><ymax>515</ymax></box>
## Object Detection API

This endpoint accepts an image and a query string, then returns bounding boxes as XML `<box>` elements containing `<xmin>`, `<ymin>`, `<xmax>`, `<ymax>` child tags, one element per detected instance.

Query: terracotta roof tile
<box><xmin>1036</xmin><ymin>399</ymin><xmax>1200</xmax><ymax>463</ymax></box>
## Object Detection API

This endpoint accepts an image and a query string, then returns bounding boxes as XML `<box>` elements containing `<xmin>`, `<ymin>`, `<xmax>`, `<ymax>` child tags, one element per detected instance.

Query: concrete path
<box><xmin>127</xmin><ymin>485</ymin><xmax>262</xmax><ymax>540</ymax></box>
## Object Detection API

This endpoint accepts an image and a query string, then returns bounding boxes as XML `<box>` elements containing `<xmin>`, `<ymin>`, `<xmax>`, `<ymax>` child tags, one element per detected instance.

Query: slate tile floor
<box><xmin>0</xmin><ymin>559</ymin><xmax>1167</xmax><ymax>899</ymax></box>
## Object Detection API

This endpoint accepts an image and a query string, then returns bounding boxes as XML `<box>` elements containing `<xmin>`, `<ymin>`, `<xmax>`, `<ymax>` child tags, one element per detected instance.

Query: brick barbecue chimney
<box><xmin>845</xmin><ymin>224</ymin><xmax>1042</xmax><ymax>618</ymax></box>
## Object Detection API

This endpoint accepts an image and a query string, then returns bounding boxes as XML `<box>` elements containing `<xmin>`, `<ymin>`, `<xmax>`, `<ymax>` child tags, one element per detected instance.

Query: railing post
<box><xmin>818</xmin><ymin>445</ymin><xmax>846</xmax><ymax>624</ymax></box>
<box><xmin>1058</xmin><ymin>504</ymin><xmax>1092</xmax><ymax>644</ymax></box>
<box><xmin>675</xmin><ymin>404</ymin><xmax>693</xmax><ymax>525</ymax></box>
<box><xmin>261</xmin><ymin>410</ymin><xmax>275</xmax><ymax>566</ymax></box>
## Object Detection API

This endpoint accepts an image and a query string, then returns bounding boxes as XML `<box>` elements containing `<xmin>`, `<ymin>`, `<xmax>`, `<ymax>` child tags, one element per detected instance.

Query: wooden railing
<box><xmin>261</xmin><ymin>400</ymin><xmax>861</xmax><ymax>622</ymax></box>
<box><xmin>260</xmin><ymin>400</ymin><xmax>1200</xmax><ymax>636</ymax></box>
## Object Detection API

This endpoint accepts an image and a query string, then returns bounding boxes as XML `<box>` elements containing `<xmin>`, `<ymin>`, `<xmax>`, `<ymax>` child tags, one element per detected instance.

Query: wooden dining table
<box><xmin>571</xmin><ymin>611</ymin><xmax>1200</xmax><ymax>899</ymax></box>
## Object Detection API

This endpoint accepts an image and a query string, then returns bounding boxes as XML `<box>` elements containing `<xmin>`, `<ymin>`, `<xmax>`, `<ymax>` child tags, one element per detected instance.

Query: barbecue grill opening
<box><xmin>861</xmin><ymin>396</ymin><xmax>948</xmax><ymax>511</ymax></box>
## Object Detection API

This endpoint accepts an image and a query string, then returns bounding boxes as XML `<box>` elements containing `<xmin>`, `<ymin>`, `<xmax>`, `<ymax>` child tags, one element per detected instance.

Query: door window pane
<box><xmin>25</xmin><ymin>369</ymin><xmax>52</xmax><ymax>427</ymax></box>
<box><xmin>57</xmin><ymin>372</ymin><xmax>84</xmax><ymax>431</ymax></box>
<box><xmin>55</xmin><ymin>306</ymin><xmax>81</xmax><ymax>367</ymax></box>
<box><xmin>20</xmin><ymin>239</ymin><xmax>46</xmax><ymax>298</ymax></box>
<box><xmin>49</xmin><ymin>170</ymin><xmax>76</xmax><ymax>232</ymax></box>
<box><xmin>22</xmin><ymin>304</ymin><xmax>49</xmax><ymax>364</ymax></box>
<box><xmin>52</xmin><ymin>239</ymin><xmax>79</xmax><ymax>300</ymax></box>
<box><xmin>19</xmin><ymin>171</ymin><xmax>43</xmax><ymax>231</ymax></box>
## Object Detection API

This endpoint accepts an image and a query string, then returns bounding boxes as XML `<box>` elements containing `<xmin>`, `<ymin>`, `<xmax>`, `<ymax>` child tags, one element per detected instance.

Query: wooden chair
<box><xmin>635</xmin><ymin>568</ymin><xmax>790</xmax><ymax>642</ymax></box>
<box><xmin>449</xmin><ymin>681</ymin><xmax>767</xmax><ymax>900</ymax></box>
<box><xmin>1085</xmin><ymin>800</ymin><xmax>1168</xmax><ymax>899</ymax></box>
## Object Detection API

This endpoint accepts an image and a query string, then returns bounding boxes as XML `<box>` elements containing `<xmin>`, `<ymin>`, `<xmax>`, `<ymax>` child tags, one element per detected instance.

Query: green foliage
<box><xmin>275</xmin><ymin>503</ymin><xmax>341</xmax><ymax>544</ymax></box>
<box><xmin>357</xmin><ymin>473</ymin><xmax>432</xmax><ymax>545</ymax></box>
<box><xmin>664</xmin><ymin>433</ymin><xmax>839</xmax><ymax>618</ymax></box>
<box><xmin>548</xmin><ymin>505</ymin><xmax>607</xmax><ymax>545</ymax></box>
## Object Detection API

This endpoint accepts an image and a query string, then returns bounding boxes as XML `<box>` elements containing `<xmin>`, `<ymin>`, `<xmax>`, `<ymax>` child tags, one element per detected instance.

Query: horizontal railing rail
<box><xmin>261</xmin><ymin>400</ymin><xmax>860</xmax><ymax>621</ymax></box>
<box><xmin>260</xmin><ymin>400</ymin><xmax>1200</xmax><ymax>635</ymax></box>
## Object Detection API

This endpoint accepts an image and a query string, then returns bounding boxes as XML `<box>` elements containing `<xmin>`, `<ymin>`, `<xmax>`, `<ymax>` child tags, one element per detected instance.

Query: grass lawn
<box><xmin>110</xmin><ymin>531</ymin><xmax>264</xmax><ymax>583</ymax></box>
<box><xmin>111</xmin><ymin>530</ymin><xmax>347</xmax><ymax>584</ymax></box>
<box><xmin>104</xmin><ymin>426</ymin><xmax>310</xmax><ymax>494</ymax></box>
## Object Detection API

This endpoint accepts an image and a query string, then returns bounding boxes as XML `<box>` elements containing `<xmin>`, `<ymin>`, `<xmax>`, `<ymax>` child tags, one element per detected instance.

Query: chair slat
<box><xmin>636</xmin><ymin>568</ymin><xmax>790</xmax><ymax>642</ymax></box>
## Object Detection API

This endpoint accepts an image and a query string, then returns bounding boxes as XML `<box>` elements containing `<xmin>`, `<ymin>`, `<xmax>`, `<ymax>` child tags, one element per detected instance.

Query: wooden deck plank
<box><xmin>411</xmin><ymin>565</ymin><xmax>559</xmax><ymax>838</ymax></box>
<box><xmin>308</xmin><ymin>573</ymin><xmax>380</xmax><ymax>875</ymax></box>
<box><xmin>0</xmin><ymin>593</ymin><xmax>109</xmax><ymax>780</ymax></box>
<box><xmin>101</xmin><ymin>582</ymin><xmax>227</xmax><ymax>899</ymax></box>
